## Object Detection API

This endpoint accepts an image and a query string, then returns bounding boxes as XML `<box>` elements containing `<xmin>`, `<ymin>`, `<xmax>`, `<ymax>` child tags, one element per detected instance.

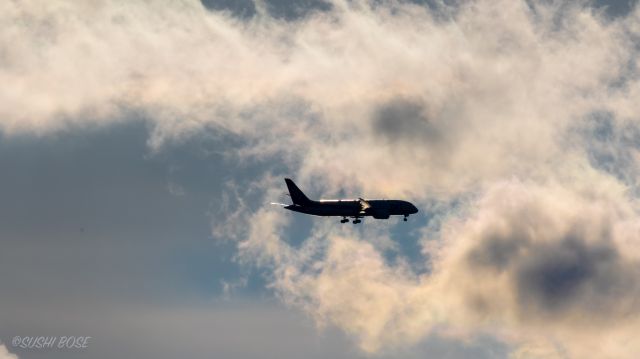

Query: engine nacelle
<box><xmin>371</xmin><ymin>208</ymin><xmax>390</xmax><ymax>219</ymax></box>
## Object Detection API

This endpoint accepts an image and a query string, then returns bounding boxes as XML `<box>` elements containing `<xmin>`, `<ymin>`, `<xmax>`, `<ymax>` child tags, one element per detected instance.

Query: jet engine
<box><xmin>370</xmin><ymin>208</ymin><xmax>390</xmax><ymax>219</ymax></box>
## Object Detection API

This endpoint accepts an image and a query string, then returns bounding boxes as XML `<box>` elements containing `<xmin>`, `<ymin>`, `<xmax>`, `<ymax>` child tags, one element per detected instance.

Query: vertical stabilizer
<box><xmin>284</xmin><ymin>178</ymin><xmax>312</xmax><ymax>205</ymax></box>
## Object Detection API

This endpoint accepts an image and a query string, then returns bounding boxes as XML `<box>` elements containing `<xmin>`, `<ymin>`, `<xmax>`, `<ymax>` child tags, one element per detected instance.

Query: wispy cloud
<box><xmin>0</xmin><ymin>343</ymin><xmax>18</xmax><ymax>359</ymax></box>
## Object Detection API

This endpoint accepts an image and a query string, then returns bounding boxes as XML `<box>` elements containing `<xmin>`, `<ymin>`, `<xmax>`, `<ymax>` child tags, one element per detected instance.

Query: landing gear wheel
<box><xmin>340</xmin><ymin>217</ymin><xmax>348</xmax><ymax>223</ymax></box>
<box><xmin>353</xmin><ymin>219</ymin><xmax>361</xmax><ymax>224</ymax></box>
<box><xmin>403</xmin><ymin>215</ymin><xmax>408</xmax><ymax>222</ymax></box>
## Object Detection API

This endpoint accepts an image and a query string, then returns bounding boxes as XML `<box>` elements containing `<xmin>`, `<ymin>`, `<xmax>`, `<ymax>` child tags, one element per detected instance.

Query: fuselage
<box><xmin>285</xmin><ymin>199</ymin><xmax>418</xmax><ymax>219</ymax></box>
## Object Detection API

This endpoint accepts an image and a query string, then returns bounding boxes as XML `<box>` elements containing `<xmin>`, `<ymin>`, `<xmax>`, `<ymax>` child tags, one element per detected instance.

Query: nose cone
<box><xmin>403</xmin><ymin>201</ymin><xmax>418</xmax><ymax>214</ymax></box>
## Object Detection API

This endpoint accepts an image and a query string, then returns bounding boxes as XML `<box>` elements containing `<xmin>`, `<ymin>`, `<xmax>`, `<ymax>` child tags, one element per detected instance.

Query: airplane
<box><xmin>273</xmin><ymin>178</ymin><xmax>418</xmax><ymax>224</ymax></box>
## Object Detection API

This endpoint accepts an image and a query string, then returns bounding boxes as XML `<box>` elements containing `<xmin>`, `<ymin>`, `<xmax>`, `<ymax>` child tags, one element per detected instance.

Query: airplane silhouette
<box><xmin>274</xmin><ymin>178</ymin><xmax>418</xmax><ymax>224</ymax></box>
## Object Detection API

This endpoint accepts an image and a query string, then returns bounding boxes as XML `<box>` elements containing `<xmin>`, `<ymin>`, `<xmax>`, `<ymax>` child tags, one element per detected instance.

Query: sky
<box><xmin>1</xmin><ymin>0</ymin><xmax>640</xmax><ymax>358</ymax></box>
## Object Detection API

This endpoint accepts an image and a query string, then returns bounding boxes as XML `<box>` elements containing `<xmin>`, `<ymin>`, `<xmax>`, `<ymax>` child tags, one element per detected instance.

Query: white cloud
<box><xmin>0</xmin><ymin>344</ymin><xmax>18</xmax><ymax>359</ymax></box>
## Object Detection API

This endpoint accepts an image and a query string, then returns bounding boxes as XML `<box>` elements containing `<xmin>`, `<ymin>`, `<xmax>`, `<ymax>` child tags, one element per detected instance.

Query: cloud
<box><xmin>0</xmin><ymin>344</ymin><xmax>18</xmax><ymax>359</ymax></box>
<box><xmin>256</xmin><ymin>180</ymin><xmax>640</xmax><ymax>357</ymax></box>
<box><xmin>4</xmin><ymin>0</ymin><xmax>640</xmax><ymax>358</ymax></box>
<box><xmin>434</xmin><ymin>181</ymin><xmax>640</xmax><ymax>355</ymax></box>
<box><xmin>372</xmin><ymin>97</ymin><xmax>444</xmax><ymax>145</ymax></box>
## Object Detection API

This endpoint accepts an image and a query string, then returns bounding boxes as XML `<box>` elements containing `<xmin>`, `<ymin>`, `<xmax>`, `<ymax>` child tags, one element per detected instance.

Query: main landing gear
<box><xmin>341</xmin><ymin>217</ymin><xmax>362</xmax><ymax>224</ymax></box>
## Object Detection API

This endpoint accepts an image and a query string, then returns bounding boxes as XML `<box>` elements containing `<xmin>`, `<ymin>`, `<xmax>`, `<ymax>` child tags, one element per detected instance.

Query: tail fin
<box><xmin>285</xmin><ymin>178</ymin><xmax>312</xmax><ymax>205</ymax></box>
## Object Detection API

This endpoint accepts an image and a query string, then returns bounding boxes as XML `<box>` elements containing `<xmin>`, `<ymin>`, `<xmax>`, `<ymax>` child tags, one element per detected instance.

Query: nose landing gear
<box><xmin>403</xmin><ymin>215</ymin><xmax>408</xmax><ymax>222</ymax></box>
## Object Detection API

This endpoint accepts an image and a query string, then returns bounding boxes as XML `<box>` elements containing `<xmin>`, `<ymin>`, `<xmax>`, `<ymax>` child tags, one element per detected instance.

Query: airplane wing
<box><xmin>358</xmin><ymin>198</ymin><xmax>371</xmax><ymax>213</ymax></box>
<box><xmin>270</xmin><ymin>202</ymin><xmax>289</xmax><ymax>206</ymax></box>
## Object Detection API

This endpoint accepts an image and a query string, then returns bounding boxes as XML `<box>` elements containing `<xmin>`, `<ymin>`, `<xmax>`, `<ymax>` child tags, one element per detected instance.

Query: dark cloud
<box><xmin>372</xmin><ymin>98</ymin><xmax>443</xmax><ymax>145</ymax></box>
<box><xmin>0</xmin><ymin>120</ymin><xmax>272</xmax><ymax>357</ymax></box>
<box><xmin>2</xmin><ymin>300</ymin><xmax>358</xmax><ymax>359</ymax></box>
<box><xmin>201</xmin><ymin>0</ymin><xmax>332</xmax><ymax>19</ymax></box>
<box><xmin>201</xmin><ymin>0</ymin><xmax>638</xmax><ymax>22</ymax></box>
<box><xmin>594</xmin><ymin>0</ymin><xmax>638</xmax><ymax>18</ymax></box>
<box><xmin>462</xmin><ymin>195</ymin><xmax>640</xmax><ymax>324</ymax></box>
<box><xmin>467</xmin><ymin>232</ymin><xmax>529</xmax><ymax>271</ymax></box>
<box><xmin>265</xmin><ymin>0</ymin><xmax>332</xmax><ymax>19</ymax></box>
<box><xmin>515</xmin><ymin>235</ymin><xmax>632</xmax><ymax>316</ymax></box>
<box><xmin>200</xmin><ymin>0</ymin><xmax>256</xmax><ymax>18</ymax></box>
<box><xmin>524</xmin><ymin>0</ymin><xmax>638</xmax><ymax>21</ymax></box>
